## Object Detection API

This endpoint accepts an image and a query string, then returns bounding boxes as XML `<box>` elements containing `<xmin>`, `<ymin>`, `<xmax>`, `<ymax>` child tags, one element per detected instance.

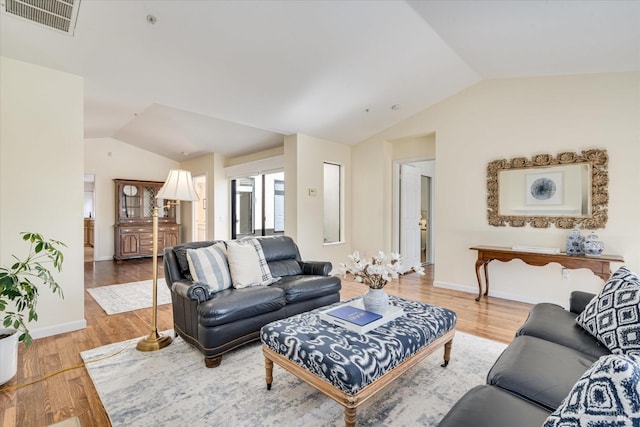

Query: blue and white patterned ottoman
<box><xmin>260</xmin><ymin>296</ymin><xmax>457</xmax><ymax>426</ymax></box>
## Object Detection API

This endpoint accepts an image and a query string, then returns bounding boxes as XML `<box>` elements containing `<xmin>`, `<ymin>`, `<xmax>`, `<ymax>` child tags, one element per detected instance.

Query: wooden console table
<box><xmin>470</xmin><ymin>246</ymin><xmax>624</xmax><ymax>302</ymax></box>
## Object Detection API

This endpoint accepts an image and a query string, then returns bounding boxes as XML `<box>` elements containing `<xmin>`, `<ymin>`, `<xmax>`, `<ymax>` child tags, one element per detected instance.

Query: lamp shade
<box><xmin>156</xmin><ymin>170</ymin><xmax>199</xmax><ymax>201</ymax></box>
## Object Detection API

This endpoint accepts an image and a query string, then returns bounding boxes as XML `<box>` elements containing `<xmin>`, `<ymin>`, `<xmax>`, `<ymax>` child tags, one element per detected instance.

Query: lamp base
<box><xmin>136</xmin><ymin>330</ymin><xmax>172</xmax><ymax>352</ymax></box>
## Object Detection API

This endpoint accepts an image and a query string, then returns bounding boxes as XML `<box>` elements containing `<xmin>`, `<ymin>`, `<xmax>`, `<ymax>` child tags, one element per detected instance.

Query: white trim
<box><xmin>433</xmin><ymin>280</ymin><xmax>553</xmax><ymax>307</ymax></box>
<box><xmin>225</xmin><ymin>155</ymin><xmax>284</xmax><ymax>179</ymax></box>
<box><xmin>30</xmin><ymin>319</ymin><xmax>87</xmax><ymax>340</ymax></box>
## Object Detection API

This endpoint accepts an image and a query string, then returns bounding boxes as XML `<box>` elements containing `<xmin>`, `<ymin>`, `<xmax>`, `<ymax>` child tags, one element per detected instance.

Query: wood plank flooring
<box><xmin>0</xmin><ymin>259</ymin><xmax>532</xmax><ymax>427</ymax></box>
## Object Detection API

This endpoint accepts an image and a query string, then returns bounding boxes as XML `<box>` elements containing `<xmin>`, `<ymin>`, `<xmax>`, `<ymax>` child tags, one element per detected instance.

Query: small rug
<box><xmin>86</xmin><ymin>279</ymin><xmax>171</xmax><ymax>315</ymax></box>
<box><xmin>81</xmin><ymin>330</ymin><xmax>506</xmax><ymax>426</ymax></box>
<box><xmin>48</xmin><ymin>416</ymin><xmax>81</xmax><ymax>427</ymax></box>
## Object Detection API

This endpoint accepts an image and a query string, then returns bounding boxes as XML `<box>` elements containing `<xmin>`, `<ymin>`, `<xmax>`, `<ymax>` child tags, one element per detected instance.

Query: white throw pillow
<box><xmin>186</xmin><ymin>245</ymin><xmax>232</xmax><ymax>293</ymax></box>
<box><xmin>226</xmin><ymin>241</ymin><xmax>265</xmax><ymax>289</ymax></box>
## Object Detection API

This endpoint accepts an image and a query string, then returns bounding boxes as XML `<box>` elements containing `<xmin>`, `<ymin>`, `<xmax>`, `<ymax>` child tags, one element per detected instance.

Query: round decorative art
<box><xmin>530</xmin><ymin>177</ymin><xmax>557</xmax><ymax>200</ymax></box>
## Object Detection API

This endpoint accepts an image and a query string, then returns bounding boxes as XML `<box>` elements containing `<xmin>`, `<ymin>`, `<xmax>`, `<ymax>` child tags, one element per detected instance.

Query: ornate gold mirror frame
<box><xmin>487</xmin><ymin>149</ymin><xmax>608</xmax><ymax>229</ymax></box>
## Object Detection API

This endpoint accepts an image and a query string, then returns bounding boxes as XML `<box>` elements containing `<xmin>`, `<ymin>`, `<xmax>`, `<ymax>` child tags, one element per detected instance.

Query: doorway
<box><xmin>83</xmin><ymin>173</ymin><xmax>95</xmax><ymax>262</ymax></box>
<box><xmin>420</xmin><ymin>174</ymin><xmax>433</xmax><ymax>265</ymax></box>
<box><xmin>192</xmin><ymin>175</ymin><xmax>207</xmax><ymax>241</ymax></box>
<box><xmin>231</xmin><ymin>171</ymin><xmax>284</xmax><ymax>239</ymax></box>
<box><xmin>395</xmin><ymin>160</ymin><xmax>435</xmax><ymax>267</ymax></box>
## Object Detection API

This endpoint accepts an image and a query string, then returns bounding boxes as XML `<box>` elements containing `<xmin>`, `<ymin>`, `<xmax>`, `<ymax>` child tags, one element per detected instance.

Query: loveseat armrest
<box><xmin>569</xmin><ymin>290</ymin><xmax>596</xmax><ymax>314</ymax></box>
<box><xmin>172</xmin><ymin>279</ymin><xmax>211</xmax><ymax>303</ymax></box>
<box><xmin>300</xmin><ymin>261</ymin><xmax>332</xmax><ymax>276</ymax></box>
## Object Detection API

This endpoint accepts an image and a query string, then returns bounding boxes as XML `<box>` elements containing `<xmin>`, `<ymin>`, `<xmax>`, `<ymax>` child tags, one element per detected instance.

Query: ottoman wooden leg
<box><xmin>265</xmin><ymin>357</ymin><xmax>274</xmax><ymax>390</ymax></box>
<box><xmin>344</xmin><ymin>406</ymin><xmax>357</xmax><ymax>427</ymax></box>
<box><xmin>441</xmin><ymin>339</ymin><xmax>453</xmax><ymax>367</ymax></box>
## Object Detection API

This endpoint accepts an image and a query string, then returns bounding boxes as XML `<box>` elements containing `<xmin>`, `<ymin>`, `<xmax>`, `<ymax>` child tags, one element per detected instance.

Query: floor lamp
<box><xmin>137</xmin><ymin>169</ymin><xmax>199</xmax><ymax>352</ymax></box>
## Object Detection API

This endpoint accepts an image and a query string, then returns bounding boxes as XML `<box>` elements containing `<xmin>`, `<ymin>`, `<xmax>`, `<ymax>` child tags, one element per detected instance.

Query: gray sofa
<box><xmin>164</xmin><ymin>235</ymin><xmax>341</xmax><ymax>367</ymax></box>
<box><xmin>438</xmin><ymin>290</ymin><xmax>608</xmax><ymax>426</ymax></box>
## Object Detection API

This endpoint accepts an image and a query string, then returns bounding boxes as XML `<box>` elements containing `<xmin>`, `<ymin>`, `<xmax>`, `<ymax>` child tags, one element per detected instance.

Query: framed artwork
<box><xmin>526</xmin><ymin>171</ymin><xmax>563</xmax><ymax>205</ymax></box>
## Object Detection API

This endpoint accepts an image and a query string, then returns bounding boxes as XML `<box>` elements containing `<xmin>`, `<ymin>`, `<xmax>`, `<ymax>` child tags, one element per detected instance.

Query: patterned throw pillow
<box><xmin>576</xmin><ymin>266</ymin><xmax>640</xmax><ymax>354</ymax></box>
<box><xmin>226</xmin><ymin>239</ymin><xmax>280</xmax><ymax>289</ymax></box>
<box><xmin>186</xmin><ymin>245</ymin><xmax>232</xmax><ymax>293</ymax></box>
<box><xmin>543</xmin><ymin>353</ymin><xmax>640</xmax><ymax>426</ymax></box>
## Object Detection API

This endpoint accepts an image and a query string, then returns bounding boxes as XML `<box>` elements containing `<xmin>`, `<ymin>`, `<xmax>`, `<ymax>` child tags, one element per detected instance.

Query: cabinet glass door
<box><xmin>142</xmin><ymin>185</ymin><xmax>157</xmax><ymax>218</ymax></box>
<box><xmin>121</xmin><ymin>184</ymin><xmax>141</xmax><ymax>218</ymax></box>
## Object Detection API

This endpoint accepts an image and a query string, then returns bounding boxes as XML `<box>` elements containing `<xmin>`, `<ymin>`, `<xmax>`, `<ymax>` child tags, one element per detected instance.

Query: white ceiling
<box><xmin>1</xmin><ymin>1</ymin><xmax>638</xmax><ymax>161</ymax></box>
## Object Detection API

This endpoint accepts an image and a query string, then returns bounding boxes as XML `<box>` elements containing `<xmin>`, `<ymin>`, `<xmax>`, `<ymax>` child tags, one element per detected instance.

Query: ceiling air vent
<box><xmin>1</xmin><ymin>0</ymin><xmax>81</xmax><ymax>35</ymax></box>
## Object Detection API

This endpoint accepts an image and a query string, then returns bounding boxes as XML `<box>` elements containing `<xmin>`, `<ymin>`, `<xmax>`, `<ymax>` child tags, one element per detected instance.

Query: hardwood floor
<box><xmin>0</xmin><ymin>259</ymin><xmax>533</xmax><ymax>427</ymax></box>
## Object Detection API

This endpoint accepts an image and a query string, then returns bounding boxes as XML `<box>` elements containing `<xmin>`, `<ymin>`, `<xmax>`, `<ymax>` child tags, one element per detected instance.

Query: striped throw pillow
<box><xmin>186</xmin><ymin>245</ymin><xmax>232</xmax><ymax>293</ymax></box>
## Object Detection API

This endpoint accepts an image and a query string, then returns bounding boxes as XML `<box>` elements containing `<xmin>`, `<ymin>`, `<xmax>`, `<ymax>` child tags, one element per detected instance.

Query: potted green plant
<box><xmin>0</xmin><ymin>232</ymin><xmax>65</xmax><ymax>385</ymax></box>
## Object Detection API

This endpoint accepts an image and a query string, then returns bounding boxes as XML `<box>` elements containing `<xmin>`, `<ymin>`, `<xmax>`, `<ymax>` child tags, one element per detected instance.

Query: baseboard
<box><xmin>433</xmin><ymin>280</ymin><xmax>547</xmax><ymax>306</ymax></box>
<box><xmin>30</xmin><ymin>319</ymin><xmax>87</xmax><ymax>340</ymax></box>
<box><xmin>94</xmin><ymin>255</ymin><xmax>112</xmax><ymax>262</ymax></box>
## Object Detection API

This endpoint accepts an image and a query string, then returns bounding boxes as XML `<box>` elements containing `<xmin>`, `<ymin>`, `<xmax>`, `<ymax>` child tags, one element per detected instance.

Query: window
<box><xmin>323</xmin><ymin>162</ymin><xmax>341</xmax><ymax>244</ymax></box>
<box><xmin>231</xmin><ymin>171</ymin><xmax>284</xmax><ymax>239</ymax></box>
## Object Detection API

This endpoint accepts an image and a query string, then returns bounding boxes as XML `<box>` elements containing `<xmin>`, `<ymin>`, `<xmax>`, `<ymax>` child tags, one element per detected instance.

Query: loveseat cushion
<box><xmin>258</xmin><ymin>235</ymin><xmax>300</xmax><ymax>262</ymax></box>
<box><xmin>271</xmin><ymin>275</ymin><xmax>342</xmax><ymax>304</ymax></box>
<box><xmin>487</xmin><ymin>335</ymin><xmax>597</xmax><ymax>410</ymax></box>
<box><xmin>517</xmin><ymin>302</ymin><xmax>610</xmax><ymax>359</ymax></box>
<box><xmin>575</xmin><ymin>265</ymin><xmax>640</xmax><ymax>355</ymax></box>
<box><xmin>437</xmin><ymin>385</ymin><xmax>551</xmax><ymax>427</ymax></box>
<box><xmin>198</xmin><ymin>287</ymin><xmax>286</xmax><ymax>327</ymax></box>
<box><xmin>543</xmin><ymin>353</ymin><xmax>640</xmax><ymax>426</ymax></box>
<box><xmin>268</xmin><ymin>259</ymin><xmax>303</xmax><ymax>277</ymax></box>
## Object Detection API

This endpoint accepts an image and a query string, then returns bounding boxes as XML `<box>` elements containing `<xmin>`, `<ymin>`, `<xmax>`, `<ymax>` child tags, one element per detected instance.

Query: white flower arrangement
<box><xmin>338</xmin><ymin>251</ymin><xmax>425</xmax><ymax>290</ymax></box>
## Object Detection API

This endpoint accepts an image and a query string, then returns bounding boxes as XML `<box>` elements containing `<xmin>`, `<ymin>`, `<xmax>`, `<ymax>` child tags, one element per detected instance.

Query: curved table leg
<box><xmin>483</xmin><ymin>260</ymin><xmax>490</xmax><ymax>297</ymax></box>
<box><xmin>474</xmin><ymin>260</ymin><xmax>484</xmax><ymax>301</ymax></box>
<box><xmin>474</xmin><ymin>260</ymin><xmax>491</xmax><ymax>301</ymax></box>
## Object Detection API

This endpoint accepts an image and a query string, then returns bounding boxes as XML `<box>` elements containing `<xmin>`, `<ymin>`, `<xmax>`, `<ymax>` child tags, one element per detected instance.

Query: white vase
<box><xmin>583</xmin><ymin>232</ymin><xmax>605</xmax><ymax>257</ymax></box>
<box><xmin>363</xmin><ymin>289</ymin><xmax>389</xmax><ymax>315</ymax></box>
<box><xmin>0</xmin><ymin>328</ymin><xmax>19</xmax><ymax>386</ymax></box>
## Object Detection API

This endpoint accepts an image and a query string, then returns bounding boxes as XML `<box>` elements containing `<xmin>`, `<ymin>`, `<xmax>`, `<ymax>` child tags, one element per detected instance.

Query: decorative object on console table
<box><xmin>582</xmin><ymin>232</ymin><xmax>605</xmax><ymax>257</ymax></box>
<box><xmin>338</xmin><ymin>251</ymin><xmax>424</xmax><ymax>315</ymax></box>
<box><xmin>137</xmin><ymin>170</ymin><xmax>199</xmax><ymax>353</ymax></box>
<box><xmin>565</xmin><ymin>229</ymin><xmax>585</xmax><ymax>255</ymax></box>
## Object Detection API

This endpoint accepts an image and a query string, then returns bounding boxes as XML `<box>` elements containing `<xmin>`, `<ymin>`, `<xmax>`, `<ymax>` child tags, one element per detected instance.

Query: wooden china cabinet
<box><xmin>113</xmin><ymin>179</ymin><xmax>181</xmax><ymax>262</ymax></box>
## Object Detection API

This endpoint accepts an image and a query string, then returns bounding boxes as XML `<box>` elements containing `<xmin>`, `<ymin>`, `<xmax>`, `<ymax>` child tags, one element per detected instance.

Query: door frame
<box><xmin>392</xmin><ymin>158</ymin><xmax>435</xmax><ymax>265</ymax></box>
<box><xmin>191</xmin><ymin>174</ymin><xmax>207</xmax><ymax>242</ymax></box>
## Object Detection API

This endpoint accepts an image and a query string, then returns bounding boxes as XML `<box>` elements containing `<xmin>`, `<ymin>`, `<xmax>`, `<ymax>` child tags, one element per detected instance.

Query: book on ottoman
<box><xmin>319</xmin><ymin>299</ymin><xmax>404</xmax><ymax>334</ymax></box>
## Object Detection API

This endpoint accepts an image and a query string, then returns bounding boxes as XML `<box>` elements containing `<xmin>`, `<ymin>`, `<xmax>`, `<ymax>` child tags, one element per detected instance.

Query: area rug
<box><xmin>48</xmin><ymin>417</ymin><xmax>81</xmax><ymax>427</ymax></box>
<box><xmin>86</xmin><ymin>279</ymin><xmax>171</xmax><ymax>315</ymax></box>
<box><xmin>81</xmin><ymin>330</ymin><xmax>507</xmax><ymax>426</ymax></box>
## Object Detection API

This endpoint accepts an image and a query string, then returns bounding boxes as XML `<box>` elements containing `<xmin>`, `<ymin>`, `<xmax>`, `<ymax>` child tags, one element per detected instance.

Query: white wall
<box><xmin>284</xmin><ymin>134</ymin><xmax>352</xmax><ymax>268</ymax></box>
<box><xmin>180</xmin><ymin>153</ymin><xmax>229</xmax><ymax>242</ymax></box>
<box><xmin>353</xmin><ymin>72</ymin><xmax>640</xmax><ymax>307</ymax></box>
<box><xmin>0</xmin><ymin>57</ymin><xmax>86</xmax><ymax>339</ymax></box>
<box><xmin>84</xmin><ymin>138</ymin><xmax>180</xmax><ymax>260</ymax></box>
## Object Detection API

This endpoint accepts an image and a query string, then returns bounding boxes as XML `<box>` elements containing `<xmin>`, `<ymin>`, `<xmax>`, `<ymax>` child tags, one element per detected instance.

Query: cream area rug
<box><xmin>48</xmin><ymin>417</ymin><xmax>81</xmax><ymax>427</ymax></box>
<box><xmin>86</xmin><ymin>279</ymin><xmax>171</xmax><ymax>315</ymax></box>
<box><xmin>81</xmin><ymin>330</ymin><xmax>506</xmax><ymax>426</ymax></box>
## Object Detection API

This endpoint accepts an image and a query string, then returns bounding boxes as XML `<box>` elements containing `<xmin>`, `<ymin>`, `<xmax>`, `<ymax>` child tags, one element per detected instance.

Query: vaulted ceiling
<box><xmin>1</xmin><ymin>1</ymin><xmax>638</xmax><ymax>161</ymax></box>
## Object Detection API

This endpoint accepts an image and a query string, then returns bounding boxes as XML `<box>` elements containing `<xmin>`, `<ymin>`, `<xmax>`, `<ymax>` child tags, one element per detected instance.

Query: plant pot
<box><xmin>0</xmin><ymin>328</ymin><xmax>19</xmax><ymax>386</ymax></box>
<box><xmin>363</xmin><ymin>289</ymin><xmax>389</xmax><ymax>315</ymax></box>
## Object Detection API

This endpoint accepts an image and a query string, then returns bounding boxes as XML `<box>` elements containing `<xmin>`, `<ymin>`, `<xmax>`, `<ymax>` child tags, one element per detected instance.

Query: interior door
<box><xmin>400</xmin><ymin>164</ymin><xmax>421</xmax><ymax>272</ymax></box>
